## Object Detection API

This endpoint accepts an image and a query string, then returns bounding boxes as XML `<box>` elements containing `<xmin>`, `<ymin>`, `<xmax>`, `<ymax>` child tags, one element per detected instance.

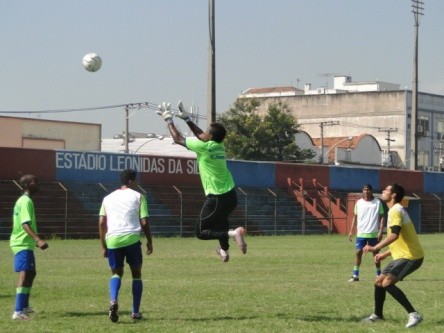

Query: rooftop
<box><xmin>101</xmin><ymin>137</ymin><xmax>196</xmax><ymax>158</ymax></box>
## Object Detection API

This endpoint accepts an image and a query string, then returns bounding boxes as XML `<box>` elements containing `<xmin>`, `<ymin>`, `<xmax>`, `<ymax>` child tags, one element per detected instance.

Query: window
<box><xmin>418</xmin><ymin>115</ymin><xmax>429</xmax><ymax>136</ymax></box>
<box><xmin>436</xmin><ymin>119</ymin><xmax>444</xmax><ymax>140</ymax></box>
<box><xmin>418</xmin><ymin>150</ymin><xmax>429</xmax><ymax>168</ymax></box>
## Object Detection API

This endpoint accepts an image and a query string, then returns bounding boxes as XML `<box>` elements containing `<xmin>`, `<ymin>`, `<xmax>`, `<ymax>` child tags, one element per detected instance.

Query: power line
<box><xmin>0</xmin><ymin>102</ymin><xmax>206</xmax><ymax>119</ymax></box>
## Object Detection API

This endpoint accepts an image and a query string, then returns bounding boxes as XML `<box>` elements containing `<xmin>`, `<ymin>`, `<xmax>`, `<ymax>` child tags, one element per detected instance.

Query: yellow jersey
<box><xmin>387</xmin><ymin>203</ymin><xmax>424</xmax><ymax>260</ymax></box>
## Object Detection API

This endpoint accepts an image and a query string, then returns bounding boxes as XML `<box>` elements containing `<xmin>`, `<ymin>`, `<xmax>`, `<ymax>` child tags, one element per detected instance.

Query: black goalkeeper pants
<box><xmin>195</xmin><ymin>188</ymin><xmax>237</xmax><ymax>251</ymax></box>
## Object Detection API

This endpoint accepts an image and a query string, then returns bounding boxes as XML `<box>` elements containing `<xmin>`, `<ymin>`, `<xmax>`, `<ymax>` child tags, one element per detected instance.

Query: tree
<box><xmin>218</xmin><ymin>98</ymin><xmax>315</xmax><ymax>162</ymax></box>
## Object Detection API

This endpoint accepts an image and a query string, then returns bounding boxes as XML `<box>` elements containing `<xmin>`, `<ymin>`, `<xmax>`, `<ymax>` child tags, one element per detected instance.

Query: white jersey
<box><xmin>354</xmin><ymin>198</ymin><xmax>382</xmax><ymax>236</ymax></box>
<box><xmin>101</xmin><ymin>188</ymin><xmax>142</xmax><ymax>238</ymax></box>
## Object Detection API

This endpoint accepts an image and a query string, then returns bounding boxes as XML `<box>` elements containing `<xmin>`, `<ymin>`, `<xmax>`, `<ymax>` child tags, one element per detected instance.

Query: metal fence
<box><xmin>1</xmin><ymin>180</ymin><xmax>443</xmax><ymax>239</ymax></box>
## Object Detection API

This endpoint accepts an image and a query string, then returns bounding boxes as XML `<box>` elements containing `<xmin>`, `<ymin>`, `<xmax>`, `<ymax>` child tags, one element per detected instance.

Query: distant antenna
<box><xmin>317</xmin><ymin>73</ymin><xmax>342</xmax><ymax>89</ymax></box>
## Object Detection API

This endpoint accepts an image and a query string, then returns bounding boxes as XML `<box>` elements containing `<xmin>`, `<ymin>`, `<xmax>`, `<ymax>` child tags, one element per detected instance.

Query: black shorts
<box><xmin>382</xmin><ymin>257</ymin><xmax>424</xmax><ymax>281</ymax></box>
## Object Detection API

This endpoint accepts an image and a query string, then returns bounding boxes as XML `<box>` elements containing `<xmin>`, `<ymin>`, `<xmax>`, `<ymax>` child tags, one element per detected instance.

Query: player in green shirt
<box><xmin>158</xmin><ymin>101</ymin><xmax>247</xmax><ymax>262</ymax></box>
<box><xmin>10</xmin><ymin>174</ymin><xmax>48</xmax><ymax>320</ymax></box>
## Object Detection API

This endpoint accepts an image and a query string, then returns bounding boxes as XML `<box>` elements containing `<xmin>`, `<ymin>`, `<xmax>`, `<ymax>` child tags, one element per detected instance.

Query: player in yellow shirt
<box><xmin>363</xmin><ymin>183</ymin><xmax>424</xmax><ymax>328</ymax></box>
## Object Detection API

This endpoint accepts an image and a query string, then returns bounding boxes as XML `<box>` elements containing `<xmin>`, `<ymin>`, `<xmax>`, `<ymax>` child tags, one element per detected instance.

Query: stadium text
<box><xmin>55</xmin><ymin>152</ymin><xmax>199</xmax><ymax>175</ymax></box>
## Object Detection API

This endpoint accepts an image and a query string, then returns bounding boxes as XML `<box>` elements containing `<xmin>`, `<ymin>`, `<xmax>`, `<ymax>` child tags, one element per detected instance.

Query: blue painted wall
<box><xmin>423</xmin><ymin>172</ymin><xmax>444</xmax><ymax>193</ymax></box>
<box><xmin>329</xmin><ymin>167</ymin><xmax>381</xmax><ymax>191</ymax></box>
<box><xmin>228</xmin><ymin>160</ymin><xmax>275</xmax><ymax>188</ymax></box>
<box><xmin>53</xmin><ymin>150</ymin><xmax>444</xmax><ymax>193</ymax></box>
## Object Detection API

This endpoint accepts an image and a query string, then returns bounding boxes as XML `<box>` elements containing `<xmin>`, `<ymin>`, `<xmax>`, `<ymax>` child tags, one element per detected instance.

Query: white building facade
<box><xmin>239</xmin><ymin>76</ymin><xmax>444</xmax><ymax>171</ymax></box>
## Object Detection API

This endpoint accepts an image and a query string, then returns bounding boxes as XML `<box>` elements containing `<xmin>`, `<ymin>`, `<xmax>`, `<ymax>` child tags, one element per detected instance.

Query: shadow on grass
<box><xmin>292</xmin><ymin>313</ymin><xmax>370</xmax><ymax>323</ymax></box>
<box><xmin>65</xmin><ymin>311</ymin><xmax>111</xmax><ymax>317</ymax></box>
<box><xmin>169</xmin><ymin>315</ymin><xmax>259</xmax><ymax>322</ymax></box>
<box><xmin>65</xmin><ymin>311</ymin><xmax>258</xmax><ymax>322</ymax></box>
<box><xmin>65</xmin><ymin>311</ymin><xmax>147</xmax><ymax>325</ymax></box>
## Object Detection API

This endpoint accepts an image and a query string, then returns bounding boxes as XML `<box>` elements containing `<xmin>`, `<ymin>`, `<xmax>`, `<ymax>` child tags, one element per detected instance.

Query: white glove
<box><xmin>176</xmin><ymin>100</ymin><xmax>192</xmax><ymax>122</ymax></box>
<box><xmin>156</xmin><ymin>102</ymin><xmax>173</xmax><ymax>122</ymax></box>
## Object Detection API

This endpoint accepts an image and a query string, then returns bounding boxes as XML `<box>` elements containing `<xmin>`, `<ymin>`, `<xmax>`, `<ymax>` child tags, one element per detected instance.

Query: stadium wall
<box><xmin>0</xmin><ymin>148</ymin><xmax>443</xmax><ymax>194</ymax></box>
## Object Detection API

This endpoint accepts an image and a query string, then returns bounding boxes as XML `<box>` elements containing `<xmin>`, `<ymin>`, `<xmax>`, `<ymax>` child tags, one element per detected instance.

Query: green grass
<box><xmin>0</xmin><ymin>234</ymin><xmax>443</xmax><ymax>333</ymax></box>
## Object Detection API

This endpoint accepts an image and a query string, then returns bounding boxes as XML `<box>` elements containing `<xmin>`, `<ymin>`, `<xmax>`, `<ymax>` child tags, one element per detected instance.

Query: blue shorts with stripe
<box><xmin>355</xmin><ymin>237</ymin><xmax>378</xmax><ymax>251</ymax></box>
<box><xmin>107</xmin><ymin>241</ymin><xmax>142</xmax><ymax>269</ymax></box>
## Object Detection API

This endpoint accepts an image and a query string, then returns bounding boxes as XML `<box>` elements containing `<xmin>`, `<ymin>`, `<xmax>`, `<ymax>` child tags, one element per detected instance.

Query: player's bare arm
<box><xmin>22</xmin><ymin>223</ymin><xmax>48</xmax><ymax>250</ymax></box>
<box><xmin>140</xmin><ymin>218</ymin><xmax>153</xmax><ymax>255</ymax></box>
<box><xmin>98</xmin><ymin>215</ymin><xmax>108</xmax><ymax>257</ymax></box>
<box><xmin>363</xmin><ymin>232</ymin><xmax>398</xmax><ymax>254</ymax></box>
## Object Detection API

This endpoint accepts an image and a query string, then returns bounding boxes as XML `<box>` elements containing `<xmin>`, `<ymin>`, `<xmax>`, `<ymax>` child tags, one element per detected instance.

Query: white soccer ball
<box><xmin>82</xmin><ymin>53</ymin><xmax>102</xmax><ymax>72</ymax></box>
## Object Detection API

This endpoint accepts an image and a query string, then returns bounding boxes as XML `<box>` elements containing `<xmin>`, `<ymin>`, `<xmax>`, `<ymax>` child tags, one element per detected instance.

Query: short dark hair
<box><xmin>363</xmin><ymin>184</ymin><xmax>373</xmax><ymax>191</ymax></box>
<box><xmin>120</xmin><ymin>169</ymin><xmax>137</xmax><ymax>185</ymax></box>
<box><xmin>390</xmin><ymin>183</ymin><xmax>405</xmax><ymax>203</ymax></box>
<box><xmin>209</xmin><ymin>122</ymin><xmax>227</xmax><ymax>143</ymax></box>
<box><xmin>19</xmin><ymin>174</ymin><xmax>36</xmax><ymax>190</ymax></box>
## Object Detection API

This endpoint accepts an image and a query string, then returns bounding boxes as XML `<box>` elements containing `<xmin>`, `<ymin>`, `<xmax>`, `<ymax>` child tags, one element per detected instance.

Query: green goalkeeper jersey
<box><xmin>186</xmin><ymin>138</ymin><xmax>235</xmax><ymax>195</ymax></box>
<box><xmin>10</xmin><ymin>194</ymin><xmax>37</xmax><ymax>254</ymax></box>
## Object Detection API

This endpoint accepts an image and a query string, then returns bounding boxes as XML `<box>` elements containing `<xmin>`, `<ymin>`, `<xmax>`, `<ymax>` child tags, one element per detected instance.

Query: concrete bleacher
<box><xmin>236</xmin><ymin>187</ymin><xmax>326</xmax><ymax>235</ymax></box>
<box><xmin>0</xmin><ymin>180</ymin><xmax>325</xmax><ymax>239</ymax></box>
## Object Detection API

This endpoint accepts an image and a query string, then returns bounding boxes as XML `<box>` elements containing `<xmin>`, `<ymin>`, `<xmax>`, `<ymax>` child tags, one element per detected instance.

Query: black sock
<box><xmin>385</xmin><ymin>284</ymin><xmax>415</xmax><ymax>314</ymax></box>
<box><xmin>374</xmin><ymin>285</ymin><xmax>386</xmax><ymax>318</ymax></box>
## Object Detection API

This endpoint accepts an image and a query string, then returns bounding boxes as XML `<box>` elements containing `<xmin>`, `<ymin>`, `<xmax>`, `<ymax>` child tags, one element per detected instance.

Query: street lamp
<box><xmin>133</xmin><ymin>135</ymin><xmax>164</xmax><ymax>154</ymax></box>
<box><xmin>113</xmin><ymin>133</ymin><xmax>135</xmax><ymax>144</ymax></box>
<box><xmin>322</xmin><ymin>136</ymin><xmax>353</xmax><ymax>164</ymax></box>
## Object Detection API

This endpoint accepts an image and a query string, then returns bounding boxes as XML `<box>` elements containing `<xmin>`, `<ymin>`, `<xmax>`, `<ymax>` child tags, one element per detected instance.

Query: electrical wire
<box><xmin>0</xmin><ymin>102</ymin><xmax>207</xmax><ymax>119</ymax></box>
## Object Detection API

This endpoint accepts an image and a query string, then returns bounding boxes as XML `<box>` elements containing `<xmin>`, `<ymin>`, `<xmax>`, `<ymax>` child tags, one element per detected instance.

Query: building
<box><xmin>295</xmin><ymin>131</ymin><xmax>383</xmax><ymax>166</ymax></box>
<box><xmin>0</xmin><ymin>116</ymin><xmax>101</xmax><ymax>151</ymax></box>
<box><xmin>239</xmin><ymin>76</ymin><xmax>444</xmax><ymax>171</ymax></box>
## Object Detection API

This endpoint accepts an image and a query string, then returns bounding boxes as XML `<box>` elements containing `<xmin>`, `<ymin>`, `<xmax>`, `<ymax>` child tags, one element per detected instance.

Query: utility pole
<box><xmin>207</xmin><ymin>0</ymin><xmax>216</xmax><ymax>123</ymax></box>
<box><xmin>122</xmin><ymin>102</ymin><xmax>152</xmax><ymax>154</ymax></box>
<box><xmin>319</xmin><ymin>121</ymin><xmax>340</xmax><ymax>164</ymax></box>
<box><xmin>379</xmin><ymin>127</ymin><xmax>398</xmax><ymax>166</ymax></box>
<box><xmin>410</xmin><ymin>0</ymin><xmax>424</xmax><ymax>170</ymax></box>
<box><xmin>124</xmin><ymin>105</ymin><xmax>129</xmax><ymax>154</ymax></box>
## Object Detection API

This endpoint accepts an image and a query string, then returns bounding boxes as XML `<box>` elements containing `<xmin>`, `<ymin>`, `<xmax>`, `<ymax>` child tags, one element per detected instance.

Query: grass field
<box><xmin>0</xmin><ymin>234</ymin><xmax>443</xmax><ymax>333</ymax></box>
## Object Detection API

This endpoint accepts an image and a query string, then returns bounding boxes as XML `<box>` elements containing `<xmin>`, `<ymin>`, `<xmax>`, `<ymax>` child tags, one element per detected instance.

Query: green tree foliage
<box><xmin>218</xmin><ymin>98</ymin><xmax>316</xmax><ymax>162</ymax></box>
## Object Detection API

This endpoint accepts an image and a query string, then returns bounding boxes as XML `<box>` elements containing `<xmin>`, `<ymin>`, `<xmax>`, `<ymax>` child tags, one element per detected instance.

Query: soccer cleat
<box><xmin>131</xmin><ymin>312</ymin><xmax>142</xmax><ymax>320</ymax></box>
<box><xmin>406</xmin><ymin>312</ymin><xmax>423</xmax><ymax>328</ymax></box>
<box><xmin>348</xmin><ymin>276</ymin><xmax>359</xmax><ymax>282</ymax></box>
<box><xmin>233</xmin><ymin>227</ymin><xmax>247</xmax><ymax>254</ymax></box>
<box><xmin>12</xmin><ymin>311</ymin><xmax>30</xmax><ymax>320</ymax></box>
<box><xmin>216</xmin><ymin>245</ymin><xmax>229</xmax><ymax>262</ymax></box>
<box><xmin>109</xmin><ymin>302</ymin><xmax>119</xmax><ymax>323</ymax></box>
<box><xmin>22</xmin><ymin>306</ymin><xmax>34</xmax><ymax>314</ymax></box>
<box><xmin>361</xmin><ymin>313</ymin><xmax>384</xmax><ymax>322</ymax></box>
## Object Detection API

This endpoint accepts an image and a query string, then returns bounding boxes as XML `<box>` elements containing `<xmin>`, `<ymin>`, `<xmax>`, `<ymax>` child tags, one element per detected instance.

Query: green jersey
<box><xmin>186</xmin><ymin>138</ymin><xmax>235</xmax><ymax>195</ymax></box>
<box><xmin>10</xmin><ymin>194</ymin><xmax>37</xmax><ymax>254</ymax></box>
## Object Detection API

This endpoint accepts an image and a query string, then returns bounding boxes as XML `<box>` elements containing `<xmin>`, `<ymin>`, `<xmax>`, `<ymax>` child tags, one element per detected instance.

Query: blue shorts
<box><xmin>14</xmin><ymin>250</ymin><xmax>36</xmax><ymax>272</ymax></box>
<box><xmin>107</xmin><ymin>241</ymin><xmax>142</xmax><ymax>270</ymax></box>
<box><xmin>356</xmin><ymin>237</ymin><xmax>378</xmax><ymax>251</ymax></box>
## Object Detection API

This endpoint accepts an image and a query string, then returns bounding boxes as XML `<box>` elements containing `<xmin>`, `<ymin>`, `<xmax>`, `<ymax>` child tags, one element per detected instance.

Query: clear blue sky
<box><xmin>1</xmin><ymin>0</ymin><xmax>443</xmax><ymax>138</ymax></box>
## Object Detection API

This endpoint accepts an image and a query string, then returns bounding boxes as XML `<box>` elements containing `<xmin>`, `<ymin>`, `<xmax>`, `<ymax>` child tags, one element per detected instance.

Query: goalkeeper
<box><xmin>157</xmin><ymin>101</ymin><xmax>247</xmax><ymax>262</ymax></box>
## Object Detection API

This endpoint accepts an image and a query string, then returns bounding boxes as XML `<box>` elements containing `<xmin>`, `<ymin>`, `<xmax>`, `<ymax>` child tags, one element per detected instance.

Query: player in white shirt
<box><xmin>348</xmin><ymin>184</ymin><xmax>385</xmax><ymax>282</ymax></box>
<box><xmin>99</xmin><ymin>169</ymin><xmax>153</xmax><ymax>322</ymax></box>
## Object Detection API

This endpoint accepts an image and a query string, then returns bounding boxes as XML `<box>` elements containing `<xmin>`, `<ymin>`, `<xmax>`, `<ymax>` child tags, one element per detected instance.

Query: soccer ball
<box><xmin>82</xmin><ymin>53</ymin><xmax>102</xmax><ymax>72</ymax></box>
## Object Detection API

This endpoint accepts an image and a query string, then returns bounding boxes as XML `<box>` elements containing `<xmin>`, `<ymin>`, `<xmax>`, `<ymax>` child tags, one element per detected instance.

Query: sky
<box><xmin>1</xmin><ymin>0</ymin><xmax>443</xmax><ymax>138</ymax></box>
